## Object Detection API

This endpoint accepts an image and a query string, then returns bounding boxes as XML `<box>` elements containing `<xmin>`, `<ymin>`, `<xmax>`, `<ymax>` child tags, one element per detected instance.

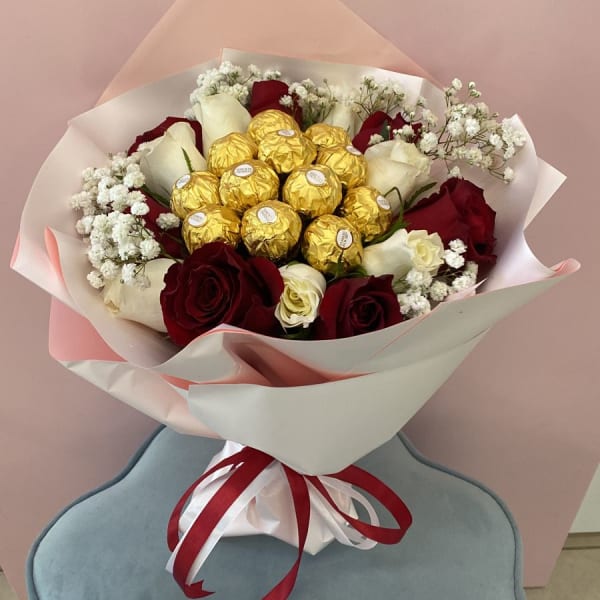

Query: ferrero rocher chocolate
<box><xmin>339</xmin><ymin>186</ymin><xmax>393</xmax><ymax>242</ymax></box>
<box><xmin>257</xmin><ymin>129</ymin><xmax>317</xmax><ymax>174</ymax></box>
<box><xmin>241</xmin><ymin>200</ymin><xmax>302</xmax><ymax>261</ymax></box>
<box><xmin>170</xmin><ymin>171</ymin><xmax>221</xmax><ymax>220</ymax></box>
<box><xmin>304</xmin><ymin>123</ymin><xmax>351</xmax><ymax>149</ymax></box>
<box><xmin>316</xmin><ymin>144</ymin><xmax>367</xmax><ymax>189</ymax></box>
<box><xmin>182</xmin><ymin>206</ymin><xmax>241</xmax><ymax>252</ymax></box>
<box><xmin>302</xmin><ymin>214</ymin><xmax>363</xmax><ymax>275</ymax></box>
<box><xmin>282</xmin><ymin>165</ymin><xmax>342</xmax><ymax>219</ymax></box>
<box><xmin>207</xmin><ymin>132</ymin><xmax>258</xmax><ymax>177</ymax></box>
<box><xmin>219</xmin><ymin>159</ymin><xmax>280</xmax><ymax>213</ymax></box>
<box><xmin>246</xmin><ymin>109</ymin><xmax>300</xmax><ymax>143</ymax></box>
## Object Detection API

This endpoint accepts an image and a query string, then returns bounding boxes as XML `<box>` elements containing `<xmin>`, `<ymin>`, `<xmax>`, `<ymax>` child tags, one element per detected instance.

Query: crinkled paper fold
<box><xmin>12</xmin><ymin>26</ymin><xmax>578</xmax><ymax>475</ymax></box>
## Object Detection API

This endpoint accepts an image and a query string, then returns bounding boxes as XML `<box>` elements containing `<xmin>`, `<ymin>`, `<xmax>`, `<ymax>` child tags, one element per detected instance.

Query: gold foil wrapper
<box><xmin>339</xmin><ymin>186</ymin><xmax>393</xmax><ymax>242</ymax></box>
<box><xmin>219</xmin><ymin>159</ymin><xmax>280</xmax><ymax>213</ymax></box>
<box><xmin>282</xmin><ymin>165</ymin><xmax>342</xmax><ymax>219</ymax></box>
<box><xmin>182</xmin><ymin>206</ymin><xmax>241</xmax><ymax>252</ymax></box>
<box><xmin>207</xmin><ymin>132</ymin><xmax>258</xmax><ymax>177</ymax></box>
<box><xmin>247</xmin><ymin>109</ymin><xmax>300</xmax><ymax>143</ymax></box>
<box><xmin>304</xmin><ymin>123</ymin><xmax>351</xmax><ymax>149</ymax></box>
<box><xmin>257</xmin><ymin>129</ymin><xmax>317</xmax><ymax>174</ymax></box>
<box><xmin>302</xmin><ymin>214</ymin><xmax>363</xmax><ymax>274</ymax></box>
<box><xmin>241</xmin><ymin>200</ymin><xmax>303</xmax><ymax>261</ymax></box>
<box><xmin>316</xmin><ymin>144</ymin><xmax>367</xmax><ymax>189</ymax></box>
<box><xmin>170</xmin><ymin>171</ymin><xmax>220</xmax><ymax>220</ymax></box>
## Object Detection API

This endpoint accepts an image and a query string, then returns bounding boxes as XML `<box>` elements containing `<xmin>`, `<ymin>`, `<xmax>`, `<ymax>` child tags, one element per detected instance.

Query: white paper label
<box><xmin>176</xmin><ymin>174</ymin><xmax>191</xmax><ymax>189</ymax></box>
<box><xmin>376</xmin><ymin>195</ymin><xmax>391</xmax><ymax>210</ymax></box>
<box><xmin>346</xmin><ymin>145</ymin><xmax>362</xmax><ymax>156</ymax></box>
<box><xmin>278</xmin><ymin>129</ymin><xmax>296</xmax><ymax>138</ymax></box>
<box><xmin>306</xmin><ymin>169</ymin><xmax>327</xmax><ymax>186</ymax></box>
<box><xmin>234</xmin><ymin>163</ymin><xmax>254</xmax><ymax>178</ymax></box>
<box><xmin>258</xmin><ymin>207</ymin><xmax>278</xmax><ymax>224</ymax></box>
<box><xmin>336</xmin><ymin>229</ymin><xmax>353</xmax><ymax>249</ymax></box>
<box><xmin>188</xmin><ymin>212</ymin><xmax>207</xmax><ymax>227</ymax></box>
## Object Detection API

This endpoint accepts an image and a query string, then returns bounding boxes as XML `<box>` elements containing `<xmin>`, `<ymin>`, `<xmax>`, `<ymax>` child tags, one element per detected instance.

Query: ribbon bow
<box><xmin>167</xmin><ymin>445</ymin><xmax>412</xmax><ymax>599</ymax></box>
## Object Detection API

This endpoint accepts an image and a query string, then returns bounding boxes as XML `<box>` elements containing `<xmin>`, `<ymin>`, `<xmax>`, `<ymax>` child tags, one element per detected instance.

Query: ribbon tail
<box><xmin>262</xmin><ymin>467</ymin><xmax>311</xmax><ymax>600</ymax></box>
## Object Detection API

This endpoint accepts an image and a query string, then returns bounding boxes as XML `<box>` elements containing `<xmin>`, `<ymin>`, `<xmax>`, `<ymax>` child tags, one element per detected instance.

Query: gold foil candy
<box><xmin>182</xmin><ymin>206</ymin><xmax>241</xmax><ymax>252</ymax></box>
<box><xmin>304</xmin><ymin>123</ymin><xmax>351</xmax><ymax>149</ymax></box>
<box><xmin>170</xmin><ymin>171</ymin><xmax>221</xmax><ymax>220</ymax></box>
<box><xmin>339</xmin><ymin>186</ymin><xmax>393</xmax><ymax>242</ymax></box>
<box><xmin>316</xmin><ymin>144</ymin><xmax>367</xmax><ymax>189</ymax></box>
<box><xmin>241</xmin><ymin>200</ymin><xmax>303</xmax><ymax>261</ymax></box>
<box><xmin>207</xmin><ymin>132</ymin><xmax>258</xmax><ymax>177</ymax></box>
<box><xmin>282</xmin><ymin>165</ymin><xmax>342</xmax><ymax>219</ymax></box>
<box><xmin>247</xmin><ymin>109</ymin><xmax>300</xmax><ymax>143</ymax></box>
<box><xmin>257</xmin><ymin>129</ymin><xmax>317</xmax><ymax>175</ymax></box>
<box><xmin>219</xmin><ymin>159</ymin><xmax>280</xmax><ymax>213</ymax></box>
<box><xmin>301</xmin><ymin>214</ymin><xmax>363</xmax><ymax>274</ymax></box>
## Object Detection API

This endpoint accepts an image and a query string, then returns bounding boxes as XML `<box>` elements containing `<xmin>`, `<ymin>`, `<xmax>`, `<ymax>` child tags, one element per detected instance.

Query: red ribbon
<box><xmin>167</xmin><ymin>446</ymin><xmax>412</xmax><ymax>599</ymax></box>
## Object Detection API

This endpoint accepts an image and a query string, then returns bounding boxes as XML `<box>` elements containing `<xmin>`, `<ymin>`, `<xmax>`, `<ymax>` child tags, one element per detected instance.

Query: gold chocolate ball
<box><xmin>182</xmin><ymin>206</ymin><xmax>241</xmax><ymax>253</ymax></box>
<box><xmin>257</xmin><ymin>129</ymin><xmax>317</xmax><ymax>175</ymax></box>
<box><xmin>241</xmin><ymin>200</ymin><xmax>303</xmax><ymax>261</ymax></box>
<box><xmin>170</xmin><ymin>171</ymin><xmax>220</xmax><ymax>220</ymax></box>
<box><xmin>316</xmin><ymin>144</ymin><xmax>367</xmax><ymax>189</ymax></box>
<box><xmin>247</xmin><ymin>109</ymin><xmax>301</xmax><ymax>143</ymax></box>
<box><xmin>282</xmin><ymin>165</ymin><xmax>342</xmax><ymax>219</ymax></box>
<box><xmin>207</xmin><ymin>132</ymin><xmax>258</xmax><ymax>177</ymax></box>
<box><xmin>219</xmin><ymin>159</ymin><xmax>280</xmax><ymax>213</ymax></box>
<box><xmin>339</xmin><ymin>186</ymin><xmax>393</xmax><ymax>242</ymax></box>
<box><xmin>302</xmin><ymin>214</ymin><xmax>363</xmax><ymax>275</ymax></box>
<box><xmin>304</xmin><ymin>123</ymin><xmax>351</xmax><ymax>149</ymax></box>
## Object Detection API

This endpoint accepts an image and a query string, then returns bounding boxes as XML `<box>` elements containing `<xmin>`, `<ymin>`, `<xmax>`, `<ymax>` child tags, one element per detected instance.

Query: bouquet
<box><xmin>13</xmin><ymin>46</ymin><xmax>578</xmax><ymax>599</ymax></box>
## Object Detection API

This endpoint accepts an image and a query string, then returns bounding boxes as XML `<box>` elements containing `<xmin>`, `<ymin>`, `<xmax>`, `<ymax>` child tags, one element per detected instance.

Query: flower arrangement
<box><xmin>13</xmin><ymin>48</ymin><xmax>577</xmax><ymax>599</ymax></box>
<box><xmin>72</xmin><ymin>60</ymin><xmax>527</xmax><ymax>344</ymax></box>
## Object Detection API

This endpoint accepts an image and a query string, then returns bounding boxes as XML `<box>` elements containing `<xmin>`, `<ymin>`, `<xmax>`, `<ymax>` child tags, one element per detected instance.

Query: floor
<box><xmin>1</xmin><ymin>534</ymin><xmax>598</xmax><ymax>599</ymax></box>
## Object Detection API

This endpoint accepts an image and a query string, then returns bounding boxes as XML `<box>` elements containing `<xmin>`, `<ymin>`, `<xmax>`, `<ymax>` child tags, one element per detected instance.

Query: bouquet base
<box><xmin>27</xmin><ymin>427</ymin><xmax>525</xmax><ymax>600</ymax></box>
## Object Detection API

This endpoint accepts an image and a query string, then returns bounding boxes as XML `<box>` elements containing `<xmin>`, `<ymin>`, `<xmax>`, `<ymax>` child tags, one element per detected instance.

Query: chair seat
<box><xmin>28</xmin><ymin>427</ymin><xmax>525</xmax><ymax>599</ymax></box>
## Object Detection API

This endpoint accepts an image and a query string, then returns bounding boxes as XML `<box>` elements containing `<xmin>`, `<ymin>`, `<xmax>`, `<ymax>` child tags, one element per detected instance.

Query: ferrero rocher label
<box><xmin>316</xmin><ymin>144</ymin><xmax>367</xmax><ymax>189</ymax></box>
<box><xmin>182</xmin><ymin>206</ymin><xmax>241</xmax><ymax>252</ymax></box>
<box><xmin>257</xmin><ymin>129</ymin><xmax>317</xmax><ymax>174</ymax></box>
<box><xmin>247</xmin><ymin>109</ymin><xmax>301</xmax><ymax>143</ymax></box>
<box><xmin>241</xmin><ymin>200</ymin><xmax>302</xmax><ymax>261</ymax></box>
<box><xmin>339</xmin><ymin>186</ymin><xmax>393</xmax><ymax>242</ymax></box>
<box><xmin>301</xmin><ymin>214</ymin><xmax>363</xmax><ymax>274</ymax></box>
<box><xmin>282</xmin><ymin>165</ymin><xmax>342</xmax><ymax>219</ymax></box>
<box><xmin>207</xmin><ymin>132</ymin><xmax>258</xmax><ymax>177</ymax></box>
<box><xmin>170</xmin><ymin>171</ymin><xmax>221</xmax><ymax>220</ymax></box>
<box><xmin>219</xmin><ymin>159</ymin><xmax>280</xmax><ymax>213</ymax></box>
<box><xmin>304</xmin><ymin>123</ymin><xmax>351</xmax><ymax>149</ymax></box>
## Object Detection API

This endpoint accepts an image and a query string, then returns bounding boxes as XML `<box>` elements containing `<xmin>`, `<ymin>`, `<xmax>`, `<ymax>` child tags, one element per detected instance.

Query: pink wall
<box><xmin>1</xmin><ymin>1</ymin><xmax>598</xmax><ymax>597</ymax></box>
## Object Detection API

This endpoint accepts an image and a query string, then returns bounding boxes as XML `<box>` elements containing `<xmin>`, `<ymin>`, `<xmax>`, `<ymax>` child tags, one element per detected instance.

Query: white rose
<box><xmin>405</xmin><ymin>230</ymin><xmax>445</xmax><ymax>274</ymax></box>
<box><xmin>102</xmin><ymin>258</ymin><xmax>174</xmax><ymax>332</ymax></box>
<box><xmin>364</xmin><ymin>139</ymin><xmax>432</xmax><ymax>215</ymax></box>
<box><xmin>192</xmin><ymin>93</ymin><xmax>252</xmax><ymax>153</ymax></box>
<box><xmin>275</xmin><ymin>263</ymin><xmax>326</xmax><ymax>329</ymax></box>
<box><xmin>362</xmin><ymin>229</ymin><xmax>444</xmax><ymax>281</ymax></box>
<box><xmin>323</xmin><ymin>102</ymin><xmax>359</xmax><ymax>137</ymax></box>
<box><xmin>362</xmin><ymin>229</ymin><xmax>414</xmax><ymax>280</ymax></box>
<box><xmin>139</xmin><ymin>122</ymin><xmax>206</xmax><ymax>198</ymax></box>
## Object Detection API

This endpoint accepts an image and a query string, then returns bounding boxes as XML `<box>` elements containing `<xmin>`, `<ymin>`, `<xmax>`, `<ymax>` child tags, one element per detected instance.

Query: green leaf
<box><xmin>283</xmin><ymin>327</ymin><xmax>312</xmax><ymax>340</ymax></box>
<box><xmin>366</xmin><ymin>216</ymin><xmax>407</xmax><ymax>246</ymax></box>
<box><xmin>181</xmin><ymin>148</ymin><xmax>193</xmax><ymax>174</ymax></box>
<box><xmin>404</xmin><ymin>181</ymin><xmax>437</xmax><ymax>210</ymax></box>
<box><xmin>141</xmin><ymin>185</ymin><xmax>171</xmax><ymax>209</ymax></box>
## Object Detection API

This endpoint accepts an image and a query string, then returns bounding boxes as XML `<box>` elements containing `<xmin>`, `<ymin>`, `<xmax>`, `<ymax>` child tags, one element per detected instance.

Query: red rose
<box><xmin>248</xmin><ymin>80</ymin><xmax>303</xmax><ymax>126</ymax></box>
<box><xmin>404</xmin><ymin>177</ymin><xmax>497</xmax><ymax>267</ymax></box>
<box><xmin>314</xmin><ymin>276</ymin><xmax>403</xmax><ymax>340</ymax></box>
<box><xmin>127</xmin><ymin>117</ymin><xmax>204</xmax><ymax>155</ymax></box>
<box><xmin>352</xmin><ymin>111</ymin><xmax>421</xmax><ymax>153</ymax></box>
<box><xmin>160</xmin><ymin>242</ymin><xmax>284</xmax><ymax>346</ymax></box>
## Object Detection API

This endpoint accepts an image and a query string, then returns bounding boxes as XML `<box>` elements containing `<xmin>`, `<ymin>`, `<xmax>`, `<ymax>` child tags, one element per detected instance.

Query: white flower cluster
<box><xmin>188</xmin><ymin>62</ymin><xmax>281</xmax><ymax>109</ymax></box>
<box><xmin>353</xmin><ymin>76</ymin><xmax>407</xmax><ymax>120</ymax></box>
<box><xmin>396</xmin><ymin>238</ymin><xmax>478</xmax><ymax>318</ymax></box>
<box><xmin>281</xmin><ymin>78</ymin><xmax>337</xmax><ymax>128</ymax></box>
<box><xmin>71</xmin><ymin>152</ymin><xmax>173</xmax><ymax>289</ymax></box>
